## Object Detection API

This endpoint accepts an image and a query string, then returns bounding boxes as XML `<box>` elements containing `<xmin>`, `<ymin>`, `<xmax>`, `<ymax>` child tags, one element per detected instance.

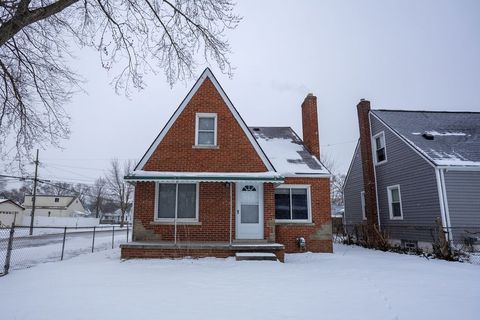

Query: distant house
<box><xmin>344</xmin><ymin>100</ymin><xmax>480</xmax><ymax>249</ymax></box>
<box><xmin>121</xmin><ymin>68</ymin><xmax>332</xmax><ymax>261</ymax></box>
<box><xmin>22</xmin><ymin>195</ymin><xmax>86</xmax><ymax>218</ymax></box>
<box><xmin>100</xmin><ymin>209</ymin><xmax>132</xmax><ymax>224</ymax></box>
<box><xmin>0</xmin><ymin>199</ymin><xmax>25</xmax><ymax>227</ymax></box>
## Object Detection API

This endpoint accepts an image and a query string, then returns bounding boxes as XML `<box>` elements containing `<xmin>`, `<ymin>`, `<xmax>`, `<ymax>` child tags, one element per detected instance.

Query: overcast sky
<box><xmin>5</xmin><ymin>0</ymin><xmax>480</xmax><ymax>187</ymax></box>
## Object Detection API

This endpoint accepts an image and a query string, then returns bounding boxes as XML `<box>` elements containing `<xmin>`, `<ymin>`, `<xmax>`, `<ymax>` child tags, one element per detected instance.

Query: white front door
<box><xmin>236</xmin><ymin>183</ymin><xmax>263</xmax><ymax>240</ymax></box>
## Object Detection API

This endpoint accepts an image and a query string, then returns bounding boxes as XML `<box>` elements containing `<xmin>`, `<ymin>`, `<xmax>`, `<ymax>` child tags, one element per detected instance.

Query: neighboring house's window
<box><xmin>54</xmin><ymin>198</ymin><xmax>59</xmax><ymax>203</ymax></box>
<box><xmin>373</xmin><ymin>132</ymin><xmax>387</xmax><ymax>164</ymax></box>
<box><xmin>155</xmin><ymin>183</ymin><xmax>198</xmax><ymax>221</ymax></box>
<box><xmin>274</xmin><ymin>185</ymin><xmax>311</xmax><ymax>222</ymax></box>
<box><xmin>387</xmin><ymin>185</ymin><xmax>403</xmax><ymax>219</ymax></box>
<box><xmin>195</xmin><ymin>113</ymin><xmax>217</xmax><ymax>146</ymax></box>
<box><xmin>360</xmin><ymin>191</ymin><xmax>366</xmax><ymax>220</ymax></box>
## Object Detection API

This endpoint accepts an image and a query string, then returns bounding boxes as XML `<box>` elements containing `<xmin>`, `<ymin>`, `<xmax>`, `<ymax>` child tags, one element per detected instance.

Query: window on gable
<box><xmin>274</xmin><ymin>185</ymin><xmax>311</xmax><ymax>222</ymax></box>
<box><xmin>195</xmin><ymin>113</ymin><xmax>217</xmax><ymax>146</ymax></box>
<box><xmin>373</xmin><ymin>132</ymin><xmax>387</xmax><ymax>164</ymax></box>
<box><xmin>387</xmin><ymin>185</ymin><xmax>403</xmax><ymax>220</ymax></box>
<box><xmin>360</xmin><ymin>191</ymin><xmax>366</xmax><ymax>220</ymax></box>
<box><xmin>54</xmin><ymin>198</ymin><xmax>59</xmax><ymax>203</ymax></box>
<box><xmin>156</xmin><ymin>183</ymin><xmax>198</xmax><ymax>221</ymax></box>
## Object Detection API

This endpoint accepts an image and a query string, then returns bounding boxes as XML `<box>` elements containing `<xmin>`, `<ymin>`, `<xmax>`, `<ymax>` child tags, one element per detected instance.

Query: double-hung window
<box><xmin>387</xmin><ymin>185</ymin><xmax>403</xmax><ymax>220</ymax></box>
<box><xmin>373</xmin><ymin>132</ymin><xmax>387</xmax><ymax>164</ymax></box>
<box><xmin>274</xmin><ymin>185</ymin><xmax>311</xmax><ymax>222</ymax></box>
<box><xmin>195</xmin><ymin>113</ymin><xmax>217</xmax><ymax>146</ymax></box>
<box><xmin>156</xmin><ymin>183</ymin><xmax>198</xmax><ymax>221</ymax></box>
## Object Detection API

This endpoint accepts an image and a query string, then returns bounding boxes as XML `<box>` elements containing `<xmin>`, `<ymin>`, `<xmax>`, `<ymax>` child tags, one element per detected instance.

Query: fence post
<box><xmin>92</xmin><ymin>226</ymin><xmax>96</xmax><ymax>253</ymax></box>
<box><xmin>2</xmin><ymin>224</ymin><xmax>15</xmax><ymax>276</ymax></box>
<box><xmin>126</xmin><ymin>223</ymin><xmax>129</xmax><ymax>243</ymax></box>
<box><xmin>112</xmin><ymin>225</ymin><xmax>115</xmax><ymax>249</ymax></box>
<box><xmin>61</xmin><ymin>227</ymin><xmax>67</xmax><ymax>261</ymax></box>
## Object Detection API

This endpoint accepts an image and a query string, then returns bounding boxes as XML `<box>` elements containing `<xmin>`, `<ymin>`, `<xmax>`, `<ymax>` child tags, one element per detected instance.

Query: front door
<box><xmin>236</xmin><ymin>183</ymin><xmax>263</xmax><ymax>240</ymax></box>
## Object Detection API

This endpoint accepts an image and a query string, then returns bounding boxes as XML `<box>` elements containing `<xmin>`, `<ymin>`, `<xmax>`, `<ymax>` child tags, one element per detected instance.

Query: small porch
<box><xmin>120</xmin><ymin>241</ymin><xmax>286</xmax><ymax>262</ymax></box>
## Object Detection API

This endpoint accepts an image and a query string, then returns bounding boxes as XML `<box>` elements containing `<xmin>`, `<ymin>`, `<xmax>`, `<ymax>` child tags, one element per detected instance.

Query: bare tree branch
<box><xmin>0</xmin><ymin>0</ymin><xmax>241</xmax><ymax>168</ymax></box>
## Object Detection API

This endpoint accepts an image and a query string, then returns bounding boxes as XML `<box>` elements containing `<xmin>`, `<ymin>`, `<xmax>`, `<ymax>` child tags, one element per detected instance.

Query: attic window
<box><xmin>372</xmin><ymin>132</ymin><xmax>387</xmax><ymax>165</ymax></box>
<box><xmin>195</xmin><ymin>113</ymin><xmax>217</xmax><ymax>146</ymax></box>
<box><xmin>422</xmin><ymin>132</ymin><xmax>434</xmax><ymax>140</ymax></box>
<box><xmin>54</xmin><ymin>198</ymin><xmax>59</xmax><ymax>203</ymax></box>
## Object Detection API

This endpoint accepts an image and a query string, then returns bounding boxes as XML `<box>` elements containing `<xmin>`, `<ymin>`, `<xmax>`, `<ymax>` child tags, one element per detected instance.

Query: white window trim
<box><xmin>195</xmin><ymin>113</ymin><xmax>217</xmax><ymax>147</ymax></box>
<box><xmin>387</xmin><ymin>184</ymin><xmax>403</xmax><ymax>220</ymax></box>
<box><xmin>154</xmin><ymin>182</ymin><xmax>200</xmax><ymax>222</ymax></box>
<box><xmin>360</xmin><ymin>191</ymin><xmax>366</xmax><ymax>220</ymax></box>
<box><xmin>274</xmin><ymin>184</ymin><xmax>312</xmax><ymax>223</ymax></box>
<box><xmin>372</xmin><ymin>131</ymin><xmax>387</xmax><ymax>165</ymax></box>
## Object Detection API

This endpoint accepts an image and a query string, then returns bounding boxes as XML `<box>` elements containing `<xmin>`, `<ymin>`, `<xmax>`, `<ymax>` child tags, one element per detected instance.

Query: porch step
<box><xmin>235</xmin><ymin>252</ymin><xmax>278</xmax><ymax>261</ymax></box>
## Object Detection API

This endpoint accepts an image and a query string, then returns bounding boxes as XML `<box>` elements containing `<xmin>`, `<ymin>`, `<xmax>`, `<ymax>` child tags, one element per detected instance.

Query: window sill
<box><xmin>374</xmin><ymin>160</ymin><xmax>387</xmax><ymax>166</ymax></box>
<box><xmin>275</xmin><ymin>221</ymin><xmax>314</xmax><ymax>226</ymax></box>
<box><xmin>192</xmin><ymin>145</ymin><xmax>219</xmax><ymax>149</ymax></box>
<box><xmin>150</xmin><ymin>221</ymin><xmax>202</xmax><ymax>226</ymax></box>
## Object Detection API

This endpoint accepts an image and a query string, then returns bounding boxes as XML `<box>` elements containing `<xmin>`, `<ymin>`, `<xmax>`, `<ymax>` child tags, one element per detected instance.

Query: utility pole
<box><xmin>29</xmin><ymin>149</ymin><xmax>39</xmax><ymax>236</ymax></box>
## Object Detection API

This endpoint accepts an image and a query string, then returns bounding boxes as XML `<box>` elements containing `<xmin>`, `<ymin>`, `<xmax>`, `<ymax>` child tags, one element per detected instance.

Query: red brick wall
<box><xmin>143</xmin><ymin>78</ymin><xmax>268</xmax><ymax>172</ymax></box>
<box><xmin>133</xmin><ymin>182</ymin><xmax>236</xmax><ymax>242</ymax></box>
<box><xmin>274</xmin><ymin>177</ymin><xmax>332</xmax><ymax>253</ymax></box>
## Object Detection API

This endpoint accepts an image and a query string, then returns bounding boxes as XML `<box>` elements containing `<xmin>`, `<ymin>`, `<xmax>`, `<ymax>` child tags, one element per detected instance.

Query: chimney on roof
<box><xmin>301</xmin><ymin>93</ymin><xmax>320</xmax><ymax>160</ymax></box>
<box><xmin>356</xmin><ymin>99</ymin><xmax>379</xmax><ymax>230</ymax></box>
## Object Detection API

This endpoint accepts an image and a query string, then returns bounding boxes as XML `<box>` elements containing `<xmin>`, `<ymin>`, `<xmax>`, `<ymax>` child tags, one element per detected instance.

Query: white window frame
<box><xmin>372</xmin><ymin>131</ymin><xmax>387</xmax><ymax>165</ymax></box>
<box><xmin>154</xmin><ymin>182</ymin><xmax>199</xmax><ymax>222</ymax></box>
<box><xmin>360</xmin><ymin>191</ymin><xmax>366</xmax><ymax>220</ymax></box>
<box><xmin>195</xmin><ymin>113</ymin><xmax>217</xmax><ymax>147</ymax></box>
<box><xmin>274</xmin><ymin>184</ymin><xmax>312</xmax><ymax>223</ymax></box>
<box><xmin>387</xmin><ymin>184</ymin><xmax>403</xmax><ymax>220</ymax></box>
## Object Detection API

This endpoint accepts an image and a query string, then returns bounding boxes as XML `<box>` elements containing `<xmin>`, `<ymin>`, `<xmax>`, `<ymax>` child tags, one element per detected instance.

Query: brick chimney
<box><xmin>357</xmin><ymin>99</ymin><xmax>379</xmax><ymax>228</ymax></box>
<box><xmin>301</xmin><ymin>93</ymin><xmax>320</xmax><ymax>159</ymax></box>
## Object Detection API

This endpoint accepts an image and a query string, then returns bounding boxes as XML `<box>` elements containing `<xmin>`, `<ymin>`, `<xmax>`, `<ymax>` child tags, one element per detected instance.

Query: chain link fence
<box><xmin>1</xmin><ymin>224</ymin><xmax>130</xmax><ymax>276</ymax></box>
<box><xmin>333</xmin><ymin>223</ymin><xmax>480</xmax><ymax>265</ymax></box>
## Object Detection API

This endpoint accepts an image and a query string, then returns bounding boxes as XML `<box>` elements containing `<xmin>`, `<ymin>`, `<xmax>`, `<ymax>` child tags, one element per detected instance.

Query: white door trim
<box><xmin>235</xmin><ymin>182</ymin><xmax>264</xmax><ymax>240</ymax></box>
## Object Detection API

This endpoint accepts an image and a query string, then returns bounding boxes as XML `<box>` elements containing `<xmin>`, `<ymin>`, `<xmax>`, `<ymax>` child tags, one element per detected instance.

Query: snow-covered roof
<box><xmin>249</xmin><ymin>127</ymin><xmax>330</xmax><ymax>176</ymax></box>
<box><xmin>125</xmin><ymin>171</ymin><xmax>284</xmax><ymax>183</ymax></box>
<box><xmin>372</xmin><ymin>110</ymin><xmax>480</xmax><ymax>167</ymax></box>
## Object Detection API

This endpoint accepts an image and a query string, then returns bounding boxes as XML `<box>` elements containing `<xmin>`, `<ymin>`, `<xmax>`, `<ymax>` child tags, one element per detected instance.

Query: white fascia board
<box><xmin>135</xmin><ymin>68</ymin><xmax>274</xmax><ymax>171</ymax></box>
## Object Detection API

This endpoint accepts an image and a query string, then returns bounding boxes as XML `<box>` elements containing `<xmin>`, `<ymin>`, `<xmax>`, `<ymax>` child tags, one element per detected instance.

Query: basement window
<box><xmin>274</xmin><ymin>185</ymin><xmax>311</xmax><ymax>223</ymax></box>
<box><xmin>387</xmin><ymin>185</ymin><xmax>403</xmax><ymax>220</ymax></box>
<box><xmin>373</xmin><ymin>132</ymin><xmax>387</xmax><ymax>165</ymax></box>
<box><xmin>195</xmin><ymin>113</ymin><xmax>217</xmax><ymax>146</ymax></box>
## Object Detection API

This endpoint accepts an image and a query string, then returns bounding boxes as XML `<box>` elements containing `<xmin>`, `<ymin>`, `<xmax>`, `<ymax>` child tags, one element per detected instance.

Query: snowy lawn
<box><xmin>0</xmin><ymin>244</ymin><xmax>478</xmax><ymax>320</ymax></box>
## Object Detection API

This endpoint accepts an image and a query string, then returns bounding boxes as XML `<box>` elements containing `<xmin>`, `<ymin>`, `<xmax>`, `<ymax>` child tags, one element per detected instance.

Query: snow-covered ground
<box><xmin>0</xmin><ymin>244</ymin><xmax>478</xmax><ymax>320</ymax></box>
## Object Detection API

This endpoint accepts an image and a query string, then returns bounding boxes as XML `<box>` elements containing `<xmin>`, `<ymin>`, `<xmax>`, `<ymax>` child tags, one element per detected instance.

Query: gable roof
<box><xmin>371</xmin><ymin>110</ymin><xmax>480</xmax><ymax>167</ymax></box>
<box><xmin>0</xmin><ymin>199</ymin><xmax>24</xmax><ymax>210</ymax></box>
<box><xmin>135</xmin><ymin>68</ymin><xmax>274</xmax><ymax>171</ymax></box>
<box><xmin>249</xmin><ymin>127</ymin><xmax>329</xmax><ymax>176</ymax></box>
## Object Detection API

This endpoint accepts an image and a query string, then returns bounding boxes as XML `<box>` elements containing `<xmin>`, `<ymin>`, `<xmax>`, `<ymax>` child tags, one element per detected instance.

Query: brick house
<box><xmin>121</xmin><ymin>68</ymin><xmax>332</xmax><ymax>261</ymax></box>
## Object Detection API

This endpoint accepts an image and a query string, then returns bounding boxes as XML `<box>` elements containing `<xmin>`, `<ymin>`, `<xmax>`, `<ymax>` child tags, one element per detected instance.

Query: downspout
<box><xmin>435</xmin><ymin>169</ymin><xmax>453</xmax><ymax>243</ymax></box>
<box><xmin>439</xmin><ymin>169</ymin><xmax>453</xmax><ymax>242</ymax></box>
<box><xmin>174</xmin><ymin>183</ymin><xmax>178</xmax><ymax>245</ymax></box>
<box><xmin>229</xmin><ymin>182</ymin><xmax>233</xmax><ymax>245</ymax></box>
<box><xmin>368</xmin><ymin>111</ymin><xmax>382</xmax><ymax>231</ymax></box>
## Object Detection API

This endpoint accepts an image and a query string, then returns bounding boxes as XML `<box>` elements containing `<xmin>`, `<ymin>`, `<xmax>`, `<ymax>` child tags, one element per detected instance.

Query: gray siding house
<box><xmin>344</xmin><ymin>104</ymin><xmax>480</xmax><ymax>248</ymax></box>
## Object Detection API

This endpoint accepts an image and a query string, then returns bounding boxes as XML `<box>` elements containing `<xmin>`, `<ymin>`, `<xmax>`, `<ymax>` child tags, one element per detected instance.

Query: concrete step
<box><xmin>235</xmin><ymin>252</ymin><xmax>278</xmax><ymax>261</ymax></box>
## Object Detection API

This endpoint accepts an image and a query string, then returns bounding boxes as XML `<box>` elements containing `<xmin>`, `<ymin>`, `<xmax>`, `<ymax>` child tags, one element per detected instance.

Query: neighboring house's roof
<box><xmin>23</xmin><ymin>195</ymin><xmax>81</xmax><ymax>209</ymax></box>
<box><xmin>372</xmin><ymin>110</ymin><xmax>480</xmax><ymax>167</ymax></box>
<box><xmin>0</xmin><ymin>199</ymin><xmax>24</xmax><ymax>210</ymax></box>
<box><xmin>249</xmin><ymin>127</ymin><xmax>329</xmax><ymax>176</ymax></box>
